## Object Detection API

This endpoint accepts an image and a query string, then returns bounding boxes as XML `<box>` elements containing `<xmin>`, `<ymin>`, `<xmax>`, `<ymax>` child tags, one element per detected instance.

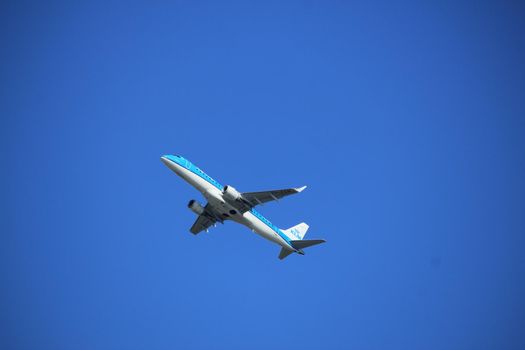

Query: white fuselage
<box><xmin>161</xmin><ymin>157</ymin><xmax>294</xmax><ymax>252</ymax></box>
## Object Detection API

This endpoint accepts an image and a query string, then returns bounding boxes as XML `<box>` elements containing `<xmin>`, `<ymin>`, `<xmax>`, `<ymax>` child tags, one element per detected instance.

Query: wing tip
<box><xmin>296</xmin><ymin>185</ymin><xmax>307</xmax><ymax>193</ymax></box>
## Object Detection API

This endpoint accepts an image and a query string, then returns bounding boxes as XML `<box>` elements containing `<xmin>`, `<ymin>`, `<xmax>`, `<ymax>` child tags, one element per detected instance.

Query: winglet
<box><xmin>295</xmin><ymin>186</ymin><xmax>307</xmax><ymax>193</ymax></box>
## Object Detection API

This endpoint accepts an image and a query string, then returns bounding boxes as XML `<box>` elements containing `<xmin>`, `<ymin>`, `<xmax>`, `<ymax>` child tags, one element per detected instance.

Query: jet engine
<box><xmin>223</xmin><ymin>185</ymin><xmax>241</xmax><ymax>202</ymax></box>
<box><xmin>187</xmin><ymin>199</ymin><xmax>205</xmax><ymax>215</ymax></box>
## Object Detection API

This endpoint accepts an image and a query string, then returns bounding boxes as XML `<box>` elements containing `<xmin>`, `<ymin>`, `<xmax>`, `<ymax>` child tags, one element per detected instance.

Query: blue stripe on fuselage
<box><xmin>164</xmin><ymin>154</ymin><xmax>223</xmax><ymax>191</ymax></box>
<box><xmin>249</xmin><ymin>208</ymin><xmax>291</xmax><ymax>244</ymax></box>
<box><xmin>163</xmin><ymin>155</ymin><xmax>293</xmax><ymax>247</ymax></box>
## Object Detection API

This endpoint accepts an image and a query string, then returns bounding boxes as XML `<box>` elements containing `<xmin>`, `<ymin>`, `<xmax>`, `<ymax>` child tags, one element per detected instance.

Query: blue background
<box><xmin>2</xmin><ymin>1</ymin><xmax>525</xmax><ymax>349</ymax></box>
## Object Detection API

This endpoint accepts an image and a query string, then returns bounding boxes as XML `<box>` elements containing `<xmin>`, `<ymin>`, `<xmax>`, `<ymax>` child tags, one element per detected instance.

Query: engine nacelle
<box><xmin>187</xmin><ymin>199</ymin><xmax>205</xmax><ymax>215</ymax></box>
<box><xmin>223</xmin><ymin>185</ymin><xmax>241</xmax><ymax>202</ymax></box>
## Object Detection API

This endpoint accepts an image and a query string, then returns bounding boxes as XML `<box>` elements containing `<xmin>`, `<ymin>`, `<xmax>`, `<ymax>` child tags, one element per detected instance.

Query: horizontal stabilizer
<box><xmin>278</xmin><ymin>248</ymin><xmax>294</xmax><ymax>260</ymax></box>
<box><xmin>290</xmin><ymin>239</ymin><xmax>326</xmax><ymax>250</ymax></box>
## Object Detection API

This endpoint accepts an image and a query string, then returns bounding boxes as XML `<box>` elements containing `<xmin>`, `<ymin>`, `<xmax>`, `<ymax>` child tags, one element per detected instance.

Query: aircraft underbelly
<box><xmin>241</xmin><ymin>212</ymin><xmax>289</xmax><ymax>247</ymax></box>
<box><xmin>176</xmin><ymin>165</ymin><xmax>221</xmax><ymax>197</ymax></box>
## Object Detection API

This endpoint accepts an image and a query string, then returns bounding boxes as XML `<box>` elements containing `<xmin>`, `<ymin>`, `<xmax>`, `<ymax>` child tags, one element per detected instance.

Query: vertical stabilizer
<box><xmin>282</xmin><ymin>222</ymin><xmax>309</xmax><ymax>240</ymax></box>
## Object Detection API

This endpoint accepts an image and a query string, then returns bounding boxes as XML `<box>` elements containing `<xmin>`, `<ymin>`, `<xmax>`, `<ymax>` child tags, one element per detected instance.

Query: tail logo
<box><xmin>290</xmin><ymin>228</ymin><xmax>301</xmax><ymax>239</ymax></box>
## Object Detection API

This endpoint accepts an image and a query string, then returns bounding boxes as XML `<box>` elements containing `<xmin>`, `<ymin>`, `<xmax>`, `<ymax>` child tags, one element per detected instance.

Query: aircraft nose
<box><xmin>160</xmin><ymin>156</ymin><xmax>170</xmax><ymax>166</ymax></box>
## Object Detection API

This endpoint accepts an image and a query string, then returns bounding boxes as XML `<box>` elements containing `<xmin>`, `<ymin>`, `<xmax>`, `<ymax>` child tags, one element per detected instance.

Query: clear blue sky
<box><xmin>2</xmin><ymin>1</ymin><xmax>525</xmax><ymax>349</ymax></box>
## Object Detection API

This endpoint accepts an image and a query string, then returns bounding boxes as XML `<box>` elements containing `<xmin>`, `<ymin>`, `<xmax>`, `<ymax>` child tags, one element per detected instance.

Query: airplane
<box><xmin>160</xmin><ymin>154</ymin><xmax>325</xmax><ymax>259</ymax></box>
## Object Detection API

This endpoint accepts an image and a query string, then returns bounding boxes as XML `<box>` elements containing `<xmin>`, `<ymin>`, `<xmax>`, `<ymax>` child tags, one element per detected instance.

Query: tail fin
<box><xmin>282</xmin><ymin>222</ymin><xmax>309</xmax><ymax>240</ymax></box>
